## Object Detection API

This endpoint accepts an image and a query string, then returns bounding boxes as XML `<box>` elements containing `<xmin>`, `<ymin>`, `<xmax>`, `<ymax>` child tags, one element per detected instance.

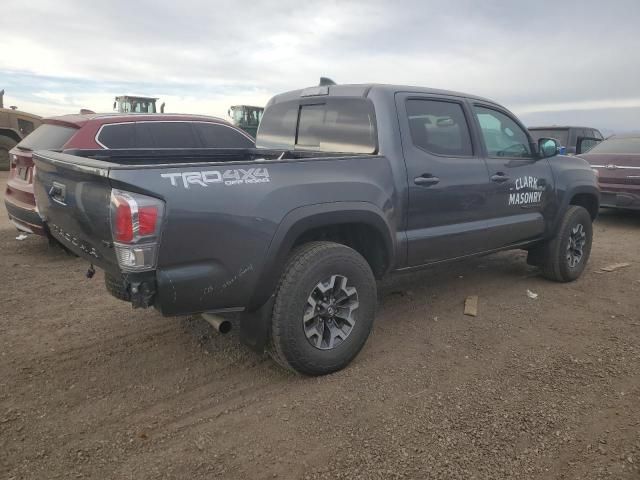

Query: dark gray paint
<box><xmin>33</xmin><ymin>84</ymin><xmax>600</xmax><ymax>318</ymax></box>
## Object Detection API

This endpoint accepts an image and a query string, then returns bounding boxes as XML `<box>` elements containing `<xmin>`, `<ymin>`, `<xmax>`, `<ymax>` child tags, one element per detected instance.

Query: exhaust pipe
<box><xmin>202</xmin><ymin>313</ymin><xmax>232</xmax><ymax>334</ymax></box>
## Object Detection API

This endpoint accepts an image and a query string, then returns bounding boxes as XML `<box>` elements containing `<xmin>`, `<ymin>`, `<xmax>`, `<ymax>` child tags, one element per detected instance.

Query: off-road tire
<box><xmin>539</xmin><ymin>206</ymin><xmax>593</xmax><ymax>282</ymax></box>
<box><xmin>269</xmin><ymin>241</ymin><xmax>377</xmax><ymax>375</ymax></box>
<box><xmin>104</xmin><ymin>272</ymin><xmax>131</xmax><ymax>302</ymax></box>
<box><xmin>0</xmin><ymin>135</ymin><xmax>17</xmax><ymax>171</ymax></box>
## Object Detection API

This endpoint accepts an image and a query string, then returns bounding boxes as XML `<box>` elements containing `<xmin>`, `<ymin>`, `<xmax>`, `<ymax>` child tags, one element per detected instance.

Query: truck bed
<box><xmin>32</xmin><ymin>147</ymin><xmax>393</xmax><ymax>315</ymax></box>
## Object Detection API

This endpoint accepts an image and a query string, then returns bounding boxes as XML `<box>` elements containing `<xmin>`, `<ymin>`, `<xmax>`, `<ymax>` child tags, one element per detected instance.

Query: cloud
<box><xmin>2</xmin><ymin>0</ymin><xmax>640</xmax><ymax>130</ymax></box>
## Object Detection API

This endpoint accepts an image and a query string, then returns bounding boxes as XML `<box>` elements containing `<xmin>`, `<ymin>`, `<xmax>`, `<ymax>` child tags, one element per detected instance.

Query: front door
<box><xmin>470</xmin><ymin>103</ymin><xmax>555</xmax><ymax>250</ymax></box>
<box><xmin>397</xmin><ymin>93</ymin><xmax>492</xmax><ymax>266</ymax></box>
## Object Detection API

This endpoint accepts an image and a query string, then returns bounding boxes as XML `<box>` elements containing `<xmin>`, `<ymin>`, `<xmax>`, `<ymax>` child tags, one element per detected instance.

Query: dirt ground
<box><xmin>1</xmin><ymin>171</ymin><xmax>639</xmax><ymax>480</ymax></box>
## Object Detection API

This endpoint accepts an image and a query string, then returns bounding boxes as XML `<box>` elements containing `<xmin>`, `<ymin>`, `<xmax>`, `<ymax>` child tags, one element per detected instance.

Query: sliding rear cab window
<box><xmin>257</xmin><ymin>98</ymin><xmax>377</xmax><ymax>154</ymax></box>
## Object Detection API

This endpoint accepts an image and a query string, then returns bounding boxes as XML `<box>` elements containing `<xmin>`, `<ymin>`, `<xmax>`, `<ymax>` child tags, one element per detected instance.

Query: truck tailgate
<box><xmin>33</xmin><ymin>151</ymin><xmax>118</xmax><ymax>272</ymax></box>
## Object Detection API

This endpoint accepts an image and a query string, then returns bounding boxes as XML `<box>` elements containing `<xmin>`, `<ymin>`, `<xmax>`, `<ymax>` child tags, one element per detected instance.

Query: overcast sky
<box><xmin>2</xmin><ymin>0</ymin><xmax>639</xmax><ymax>132</ymax></box>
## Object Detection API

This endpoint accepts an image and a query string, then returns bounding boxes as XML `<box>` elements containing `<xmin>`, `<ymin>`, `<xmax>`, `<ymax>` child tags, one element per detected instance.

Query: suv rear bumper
<box><xmin>4</xmin><ymin>197</ymin><xmax>46</xmax><ymax>235</ymax></box>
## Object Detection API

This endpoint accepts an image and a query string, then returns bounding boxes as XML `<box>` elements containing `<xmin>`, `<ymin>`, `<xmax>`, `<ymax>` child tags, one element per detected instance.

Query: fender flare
<box><xmin>247</xmin><ymin>201</ymin><xmax>395</xmax><ymax>310</ymax></box>
<box><xmin>554</xmin><ymin>183</ymin><xmax>600</xmax><ymax>230</ymax></box>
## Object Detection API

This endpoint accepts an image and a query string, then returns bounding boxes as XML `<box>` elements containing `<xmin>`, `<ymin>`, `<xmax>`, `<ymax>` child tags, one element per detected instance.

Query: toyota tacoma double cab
<box><xmin>33</xmin><ymin>83</ymin><xmax>600</xmax><ymax>375</ymax></box>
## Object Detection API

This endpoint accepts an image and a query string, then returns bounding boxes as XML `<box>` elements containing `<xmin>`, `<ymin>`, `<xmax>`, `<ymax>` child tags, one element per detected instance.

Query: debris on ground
<box><xmin>599</xmin><ymin>262</ymin><xmax>631</xmax><ymax>273</ymax></box>
<box><xmin>15</xmin><ymin>233</ymin><xmax>28</xmax><ymax>241</ymax></box>
<box><xmin>464</xmin><ymin>295</ymin><xmax>478</xmax><ymax>317</ymax></box>
<box><xmin>526</xmin><ymin>289</ymin><xmax>539</xmax><ymax>299</ymax></box>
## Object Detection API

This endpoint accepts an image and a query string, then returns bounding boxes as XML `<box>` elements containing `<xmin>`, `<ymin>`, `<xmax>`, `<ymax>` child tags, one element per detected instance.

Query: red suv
<box><xmin>4</xmin><ymin>113</ymin><xmax>255</xmax><ymax>236</ymax></box>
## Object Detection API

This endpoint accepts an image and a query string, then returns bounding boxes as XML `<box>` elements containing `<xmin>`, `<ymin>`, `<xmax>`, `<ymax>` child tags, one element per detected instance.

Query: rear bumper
<box><xmin>3</xmin><ymin>197</ymin><xmax>46</xmax><ymax>235</ymax></box>
<box><xmin>104</xmin><ymin>265</ymin><xmax>249</xmax><ymax>315</ymax></box>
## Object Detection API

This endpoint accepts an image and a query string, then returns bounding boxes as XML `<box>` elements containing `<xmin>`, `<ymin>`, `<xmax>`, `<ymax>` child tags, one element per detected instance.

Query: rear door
<box><xmin>396</xmin><ymin>93</ymin><xmax>492</xmax><ymax>265</ymax></box>
<box><xmin>471</xmin><ymin>103</ymin><xmax>555</xmax><ymax>249</ymax></box>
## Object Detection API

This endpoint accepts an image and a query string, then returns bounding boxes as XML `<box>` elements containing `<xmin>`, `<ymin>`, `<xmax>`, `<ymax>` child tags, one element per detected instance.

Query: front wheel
<box><xmin>269</xmin><ymin>241</ymin><xmax>377</xmax><ymax>375</ymax></box>
<box><xmin>539</xmin><ymin>206</ymin><xmax>593</xmax><ymax>282</ymax></box>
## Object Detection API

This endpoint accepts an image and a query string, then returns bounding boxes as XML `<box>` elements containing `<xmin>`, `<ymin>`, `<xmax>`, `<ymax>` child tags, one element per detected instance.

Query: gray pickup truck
<box><xmin>33</xmin><ymin>83</ymin><xmax>600</xmax><ymax>375</ymax></box>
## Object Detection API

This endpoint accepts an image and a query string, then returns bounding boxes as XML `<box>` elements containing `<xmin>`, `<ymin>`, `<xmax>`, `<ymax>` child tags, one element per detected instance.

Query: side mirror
<box><xmin>538</xmin><ymin>137</ymin><xmax>559</xmax><ymax>158</ymax></box>
<box><xmin>113</xmin><ymin>101</ymin><xmax>117</xmax><ymax>110</ymax></box>
<box><xmin>576</xmin><ymin>136</ymin><xmax>601</xmax><ymax>155</ymax></box>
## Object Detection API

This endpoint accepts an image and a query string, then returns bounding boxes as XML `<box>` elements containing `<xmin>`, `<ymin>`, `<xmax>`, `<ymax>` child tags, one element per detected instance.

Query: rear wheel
<box><xmin>539</xmin><ymin>206</ymin><xmax>593</xmax><ymax>282</ymax></box>
<box><xmin>269</xmin><ymin>241</ymin><xmax>377</xmax><ymax>375</ymax></box>
<box><xmin>0</xmin><ymin>135</ymin><xmax>17</xmax><ymax>171</ymax></box>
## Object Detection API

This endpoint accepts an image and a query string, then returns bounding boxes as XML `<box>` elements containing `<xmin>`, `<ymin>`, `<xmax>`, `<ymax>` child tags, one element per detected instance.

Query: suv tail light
<box><xmin>110</xmin><ymin>189</ymin><xmax>165</xmax><ymax>272</ymax></box>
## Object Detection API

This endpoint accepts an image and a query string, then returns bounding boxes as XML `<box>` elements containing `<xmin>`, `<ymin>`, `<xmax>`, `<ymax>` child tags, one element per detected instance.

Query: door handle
<box><xmin>414</xmin><ymin>175</ymin><xmax>440</xmax><ymax>186</ymax></box>
<box><xmin>491</xmin><ymin>173</ymin><xmax>510</xmax><ymax>183</ymax></box>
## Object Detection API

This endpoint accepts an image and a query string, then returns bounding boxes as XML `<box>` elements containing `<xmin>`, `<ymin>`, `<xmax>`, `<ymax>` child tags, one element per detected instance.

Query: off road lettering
<box><xmin>161</xmin><ymin>168</ymin><xmax>270</xmax><ymax>188</ymax></box>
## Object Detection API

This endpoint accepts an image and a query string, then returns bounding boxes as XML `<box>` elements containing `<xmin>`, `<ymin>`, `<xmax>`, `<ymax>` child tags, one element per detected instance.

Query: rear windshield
<box><xmin>529</xmin><ymin>128</ymin><xmax>569</xmax><ymax>147</ymax></box>
<box><xmin>587</xmin><ymin>136</ymin><xmax>640</xmax><ymax>154</ymax></box>
<box><xmin>257</xmin><ymin>97</ymin><xmax>377</xmax><ymax>154</ymax></box>
<box><xmin>17</xmin><ymin>124</ymin><xmax>77</xmax><ymax>151</ymax></box>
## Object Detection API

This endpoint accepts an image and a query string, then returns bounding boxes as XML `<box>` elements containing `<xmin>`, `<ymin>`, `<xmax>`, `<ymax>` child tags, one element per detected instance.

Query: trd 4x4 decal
<box><xmin>161</xmin><ymin>168</ymin><xmax>270</xmax><ymax>188</ymax></box>
<box><xmin>508</xmin><ymin>176</ymin><xmax>545</xmax><ymax>206</ymax></box>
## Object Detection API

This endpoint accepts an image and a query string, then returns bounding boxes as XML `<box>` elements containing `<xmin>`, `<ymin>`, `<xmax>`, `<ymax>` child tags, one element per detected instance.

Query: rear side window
<box><xmin>17</xmin><ymin>124</ymin><xmax>77</xmax><ymax>150</ymax></box>
<box><xmin>97</xmin><ymin>123</ymin><xmax>136</xmax><ymax>148</ymax></box>
<box><xmin>257</xmin><ymin>98</ymin><xmax>377</xmax><ymax>154</ymax></box>
<box><xmin>406</xmin><ymin>99</ymin><xmax>473</xmax><ymax>156</ymax></box>
<box><xmin>137</xmin><ymin>122</ymin><xmax>199</xmax><ymax>148</ymax></box>
<box><xmin>194</xmin><ymin>123</ymin><xmax>254</xmax><ymax>148</ymax></box>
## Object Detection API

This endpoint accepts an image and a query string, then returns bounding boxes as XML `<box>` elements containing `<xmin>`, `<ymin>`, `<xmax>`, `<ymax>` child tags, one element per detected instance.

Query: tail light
<box><xmin>110</xmin><ymin>189</ymin><xmax>165</xmax><ymax>272</ymax></box>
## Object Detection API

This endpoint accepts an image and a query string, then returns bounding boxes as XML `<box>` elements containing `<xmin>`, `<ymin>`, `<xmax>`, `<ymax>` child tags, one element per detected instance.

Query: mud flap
<box><xmin>239</xmin><ymin>296</ymin><xmax>274</xmax><ymax>353</ymax></box>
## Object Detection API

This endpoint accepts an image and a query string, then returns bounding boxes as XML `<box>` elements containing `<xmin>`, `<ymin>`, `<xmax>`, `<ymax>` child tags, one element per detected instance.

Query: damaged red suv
<box><xmin>4</xmin><ymin>113</ymin><xmax>254</xmax><ymax>235</ymax></box>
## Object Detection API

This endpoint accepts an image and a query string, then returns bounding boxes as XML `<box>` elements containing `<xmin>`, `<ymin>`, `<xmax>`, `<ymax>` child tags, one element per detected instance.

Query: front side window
<box><xmin>406</xmin><ymin>99</ymin><xmax>473</xmax><ymax>156</ymax></box>
<box><xmin>474</xmin><ymin>106</ymin><xmax>532</xmax><ymax>158</ymax></box>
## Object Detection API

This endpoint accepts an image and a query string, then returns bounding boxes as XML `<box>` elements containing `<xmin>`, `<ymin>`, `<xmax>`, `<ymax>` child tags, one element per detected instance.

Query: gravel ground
<box><xmin>1</xmin><ymin>171</ymin><xmax>639</xmax><ymax>479</ymax></box>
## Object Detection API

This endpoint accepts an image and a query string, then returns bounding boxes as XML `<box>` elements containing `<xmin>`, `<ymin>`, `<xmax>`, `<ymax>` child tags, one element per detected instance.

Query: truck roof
<box><xmin>268</xmin><ymin>83</ymin><xmax>499</xmax><ymax>106</ymax></box>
